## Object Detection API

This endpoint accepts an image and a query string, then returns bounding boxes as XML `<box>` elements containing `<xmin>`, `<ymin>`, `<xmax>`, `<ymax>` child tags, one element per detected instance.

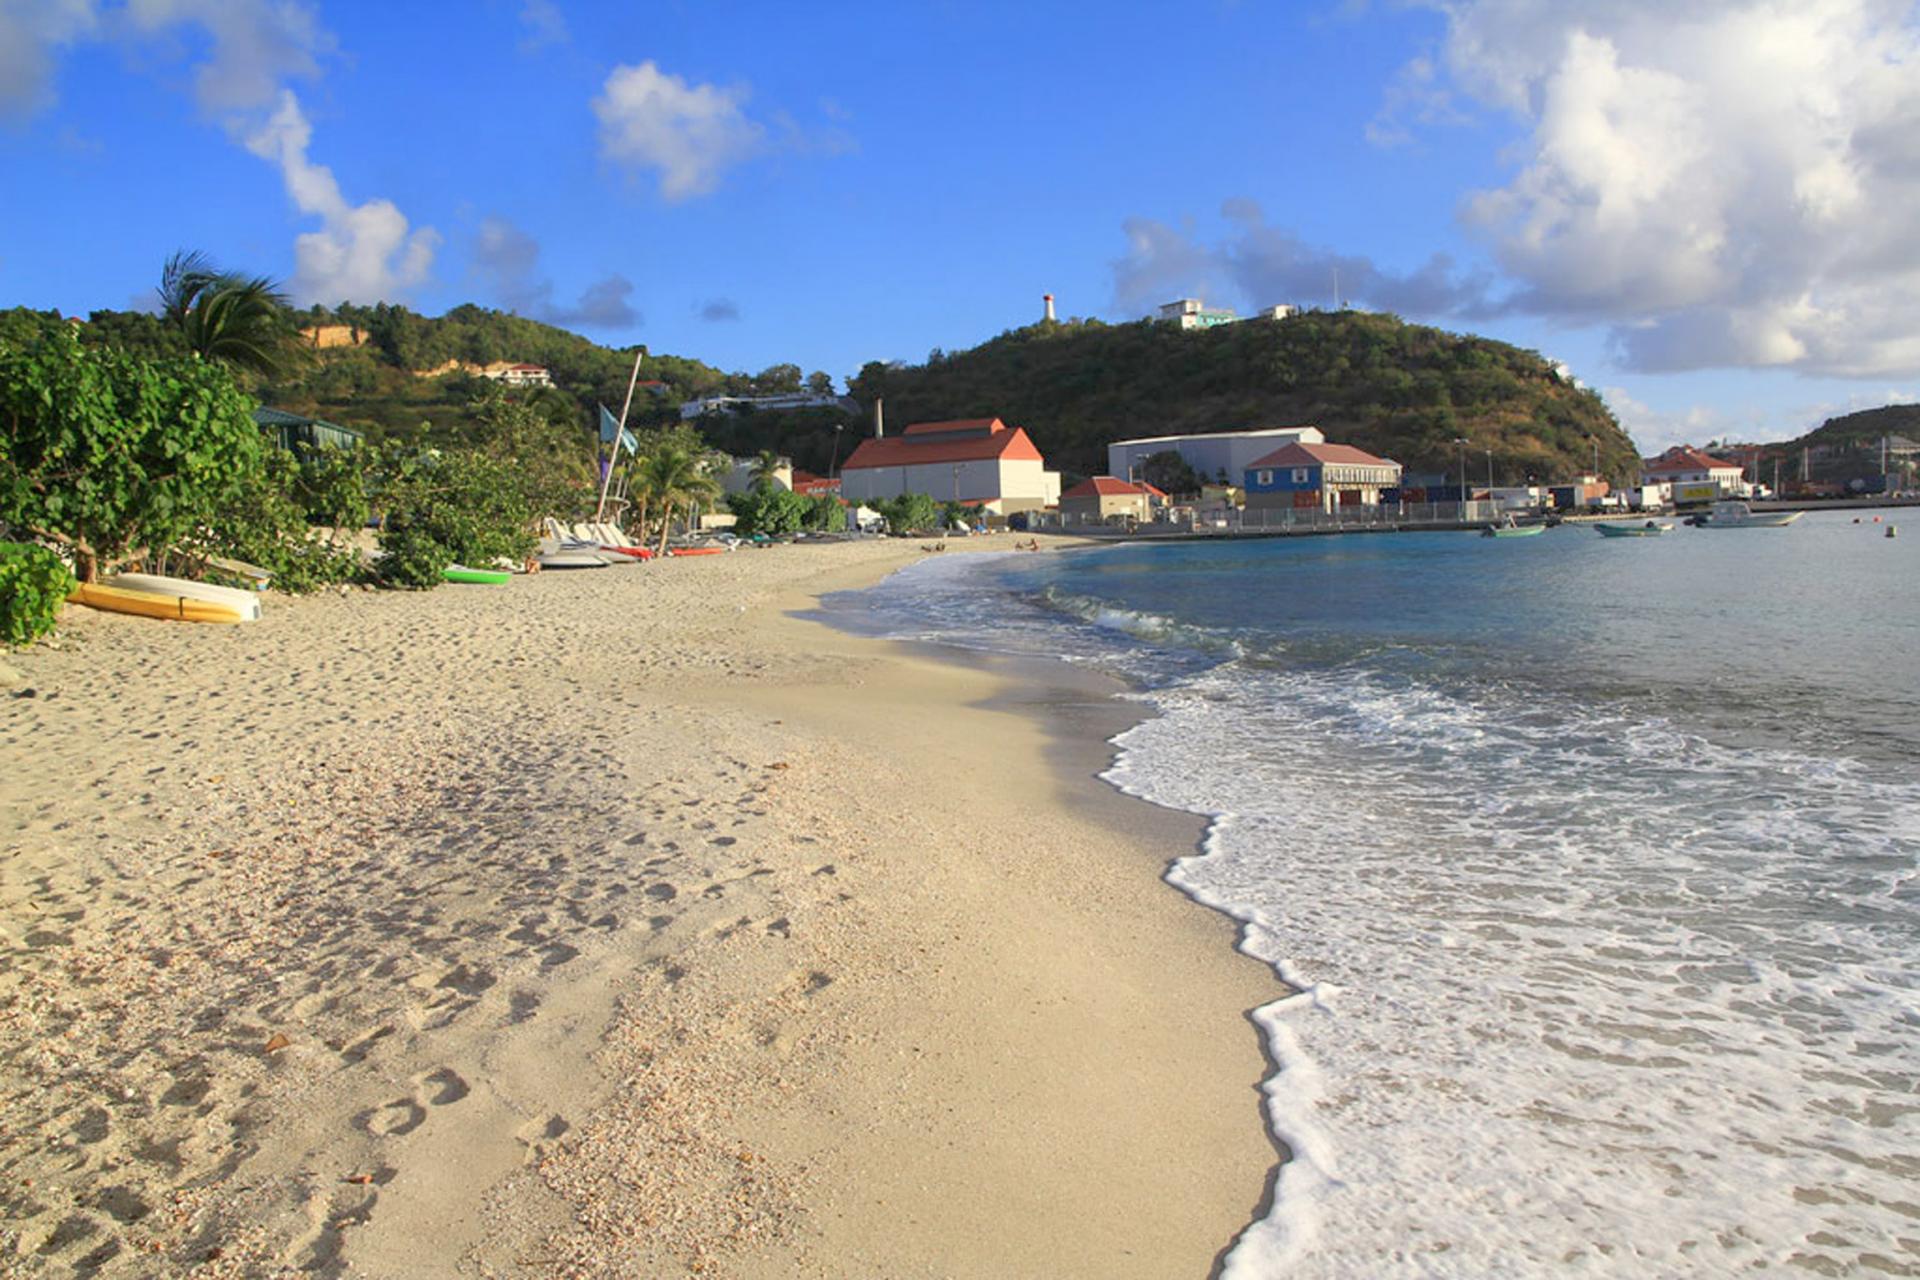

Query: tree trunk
<box><xmin>656</xmin><ymin>500</ymin><xmax>674</xmax><ymax>556</ymax></box>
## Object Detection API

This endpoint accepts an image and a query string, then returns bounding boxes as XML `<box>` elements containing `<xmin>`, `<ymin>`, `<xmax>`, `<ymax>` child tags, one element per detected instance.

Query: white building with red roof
<box><xmin>1060</xmin><ymin>476</ymin><xmax>1150</xmax><ymax>524</ymax></box>
<box><xmin>1243</xmin><ymin>441</ymin><xmax>1402</xmax><ymax>512</ymax></box>
<box><xmin>839</xmin><ymin>418</ymin><xmax>1061</xmax><ymax>513</ymax></box>
<box><xmin>1639</xmin><ymin>445</ymin><xmax>1749</xmax><ymax>502</ymax></box>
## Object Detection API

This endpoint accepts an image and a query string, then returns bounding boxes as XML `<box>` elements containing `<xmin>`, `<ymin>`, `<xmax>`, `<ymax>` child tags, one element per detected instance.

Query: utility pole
<box><xmin>1454</xmin><ymin>436</ymin><xmax>1471</xmax><ymax>521</ymax></box>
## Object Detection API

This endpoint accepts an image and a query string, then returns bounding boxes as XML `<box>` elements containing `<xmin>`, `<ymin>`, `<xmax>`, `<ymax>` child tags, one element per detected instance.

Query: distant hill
<box><xmin>38</xmin><ymin>301</ymin><xmax>1641</xmax><ymax>487</ymax></box>
<box><xmin>1795</xmin><ymin>404</ymin><xmax>1920</xmax><ymax>450</ymax></box>
<box><xmin>832</xmin><ymin>311</ymin><xmax>1633</xmax><ymax>484</ymax></box>
<box><xmin>56</xmin><ymin>302</ymin><xmax>839</xmax><ymax>449</ymax></box>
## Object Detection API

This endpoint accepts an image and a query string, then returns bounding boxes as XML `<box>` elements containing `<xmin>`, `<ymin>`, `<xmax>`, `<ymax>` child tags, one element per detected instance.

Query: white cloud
<box><xmin>592</xmin><ymin>60</ymin><xmax>765</xmax><ymax>201</ymax></box>
<box><xmin>0</xmin><ymin>0</ymin><xmax>100</xmax><ymax>117</ymax></box>
<box><xmin>1397</xmin><ymin>0</ymin><xmax>1920</xmax><ymax>378</ymax></box>
<box><xmin>1111</xmin><ymin>199</ymin><xmax>1493</xmax><ymax>318</ymax></box>
<box><xmin>473</xmin><ymin>215</ymin><xmax>639</xmax><ymax>329</ymax></box>
<box><xmin>122</xmin><ymin>0</ymin><xmax>330</xmax><ymax>111</ymax></box>
<box><xmin>518</xmin><ymin>0</ymin><xmax>567</xmax><ymax>50</ymax></box>
<box><xmin>247</xmin><ymin>91</ymin><xmax>438</xmax><ymax>305</ymax></box>
<box><xmin>1604</xmin><ymin>382</ymin><xmax>1917</xmax><ymax>454</ymax></box>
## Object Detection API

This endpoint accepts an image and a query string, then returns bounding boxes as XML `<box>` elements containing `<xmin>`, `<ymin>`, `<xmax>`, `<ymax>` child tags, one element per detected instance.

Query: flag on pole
<box><xmin>599</xmin><ymin>404</ymin><xmax>638</xmax><ymax>456</ymax></box>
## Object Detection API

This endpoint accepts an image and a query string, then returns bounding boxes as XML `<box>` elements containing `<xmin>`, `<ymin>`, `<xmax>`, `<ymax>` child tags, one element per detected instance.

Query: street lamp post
<box><xmin>828</xmin><ymin>423</ymin><xmax>844</xmax><ymax>478</ymax></box>
<box><xmin>1453</xmin><ymin>436</ymin><xmax>1471</xmax><ymax>522</ymax></box>
<box><xmin>1486</xmin><ymin>447</ymin><xmax>1495</xmax><ymax>499</ymax></box>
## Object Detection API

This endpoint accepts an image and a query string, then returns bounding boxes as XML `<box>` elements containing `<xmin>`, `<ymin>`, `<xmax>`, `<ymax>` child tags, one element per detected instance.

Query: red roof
<box><xmin>1246</xmin><ymin>442</ymin><xmax>1397</xmax><ymax>470</ymax></box>
<box><xmin>1062</xmin><ymin>476</ymin><xmax>1145</xmax><ymax>499</ymax></box>
<box><xmin>1139</xmin><ymin>482</ymin><xmax>1169</xmax><ymax>498</ymax></box>
<box><xmin>1641</xmin><ymin>445</ymin><xmax>1741</xmax><ymax>475</ymax></box>
<box><xmin>843</xmin><ymin>419</ymin><xmax>1044</xmax><ymax>469</ymax></box>
<box><xmin>901</xmin><ymin>418</ymin><xmax>1001</xmax><ymax>438</ymax></box>
<box><xmin>791</xmin><ymin>469</ymin><xmax>841</xmax><ymax>495</ymax></box>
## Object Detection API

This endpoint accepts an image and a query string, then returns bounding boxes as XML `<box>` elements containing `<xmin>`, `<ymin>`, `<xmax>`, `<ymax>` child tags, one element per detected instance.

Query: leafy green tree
<box><xmin>806</xmin><ymin>370</ymin><xmax>834</xmax><ymax>396</ymax></box>
<box><xmin>374</xmin><ymin>445</ymin><xmax>538</xmax><ymax>588</ymax></box>
<box><xmin>727</xmin><ymin>486</ymin><xmax>811</xmax><ymax>536</ymax></box>
<box><xmin>157</xmin><ymin>250</ymin><xmax>307</xmax><ymax>380</ymax></box>
<box><xmin>0</xmin><ymin>542</ymin><xmax>76</xmax><ymax>647</ymax></box>
<box><xmin>1139</xmin><ymin>449</ymin><xmax>1201</xmax><ymax>495</ymax></box>
<box><xmin>755</xmin><ymin>363</ymin><xmax>802</xmax><ymax>394</ymax></box>
<box><xmin>872</xmin><ymin>492</ymin><xmax>940</xmax><ymax>534</ymax></box>
<box><xmin>0</xmin><ymin>327</ymin><xmax>266</xmax><ymax>581</ymax></box>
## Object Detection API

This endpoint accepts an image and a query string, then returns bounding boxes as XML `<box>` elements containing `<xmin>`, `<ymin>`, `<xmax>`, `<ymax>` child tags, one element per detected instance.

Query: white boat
<box><xmin>1697</xmin><ymin>500</ymin><xmax>1803</xmax><ymax>528</ymax></box>
<box><xmin>1595</xmin><ymin>520</ymin><xmax>1675</xmax><ymax>538</ymax></box>
<box><xmin>106</xmin><ymin>573</ymin><xmax>264</xmax><ymax>620</ymax></box>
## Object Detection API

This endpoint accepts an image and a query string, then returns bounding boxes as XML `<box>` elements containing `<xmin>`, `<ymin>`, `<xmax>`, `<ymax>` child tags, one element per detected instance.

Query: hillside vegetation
<box><xmin>59</xmin><ymin>302</ymin><xmax>828</xmax><ymax>447</ymax></box>
<box><xmin>48</xmin><ymin>301</ymin><xmax>1637</xmax><ymax>486</ymax></box>
<box><xmin>1796</xmin><ymin>403</ymin><xmax>1920</xmax><ymax>450</ymax></box>
<box><xmin>841</xmin><ymin>312</ymin><xmax>1633</xmax><ymax>483</ymax></box>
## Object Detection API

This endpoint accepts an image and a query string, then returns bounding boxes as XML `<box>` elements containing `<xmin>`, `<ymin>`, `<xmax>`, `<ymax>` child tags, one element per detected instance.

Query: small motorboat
<box><xmin>1595</xmin><ymin>520</ymin><xmax>1675</xmax><ymax>538</ymax></box>
<box><xmin>1482</xmin><ymin>516</ymin><xmax>1546</xmax><ymax>538</ymax></box>
<box><xmin>1696</xmin><ymin>500</ymin><xmax>1803</xmax><ymax>528</ymax></box>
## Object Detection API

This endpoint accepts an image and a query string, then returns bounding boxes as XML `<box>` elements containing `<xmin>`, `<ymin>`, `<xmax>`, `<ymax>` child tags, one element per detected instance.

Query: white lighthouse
<box><xmin>1043</xmin><ymin>293</ymin><xmax>1055</xmax><ymax>322</ymax></box>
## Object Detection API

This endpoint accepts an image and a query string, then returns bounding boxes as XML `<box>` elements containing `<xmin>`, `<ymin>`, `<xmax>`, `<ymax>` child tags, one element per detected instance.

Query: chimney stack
<box><xmin>1043</xmin><ymin>293</ymin><xmax>1056</xmax><ymax>322</ymax></box>
<box><xmin>874</xmin><ymin>397</ymin><xmax>885</xmax><ymax>439</ymax></box>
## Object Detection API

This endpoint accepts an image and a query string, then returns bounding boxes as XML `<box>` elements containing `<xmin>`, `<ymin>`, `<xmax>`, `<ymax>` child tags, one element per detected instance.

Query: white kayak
<box><xmin>107</xmin><ymin>573</ymin><xmax>264</xmax><ymax>621</ymax></box>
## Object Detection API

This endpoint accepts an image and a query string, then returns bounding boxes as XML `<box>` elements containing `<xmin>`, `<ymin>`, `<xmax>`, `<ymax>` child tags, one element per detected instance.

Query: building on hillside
<box><xmin>1108</xmin><ymin>426</ymin><xmax>1326</xmax><ymax>492</ymax></box>
<box><xmin>1640</xmin><ymin>445</ymin><xmax>1748</xmax><ymax>503</ymax></box>
<box><xmin>1243</xmin><ymin>441</ymin><xmax>1402</xmax><ymax>513</ymax></box>
<box><xmin>299</xmin><ymin>324</ymin><xmax>366</xmax><ymax>349</ymax></box>
<box><xmin>252</xmin><ymin>407</ymin><xmax>364</xmax><ymax>452</ymax></box>
<box><xmin>1059</xmin><ymin>477</ymin><xmax>1150</xmax><ymax>525</ymax></box>
<box><xmin>679</xmin><ymin>392</ymin><xmax>853</xmax><ymax>419</ymax></box>
<box><xmin>480</xmin><ymin>362</ymin><xmax>553</xmax><ymax>388</ymax></box>
<box><xmin>838</xmin><ymin>418</ymin><xmax>1061</xmax><ymax>514</ymax></box>
<box><xmin>636</xmin><ymin>379</ymin><xmax>670</xmax><ymax>395</ymax></box>
<box><xmin>1158</xmin><ymin>298</ymin><xmax>1240</xmax><ymax>329</ymax></box>
<box><xmin>1154</xmin><ymin>299</ymin><xmax>1298</xmax><ymax>330</ymax></box>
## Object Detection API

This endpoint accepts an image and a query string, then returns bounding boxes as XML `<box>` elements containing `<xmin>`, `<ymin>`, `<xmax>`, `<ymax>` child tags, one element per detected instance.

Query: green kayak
<box><xmin>443</xmin><ymin>564</ymin><xmax>512</xmax><ymax>585</ymax></box>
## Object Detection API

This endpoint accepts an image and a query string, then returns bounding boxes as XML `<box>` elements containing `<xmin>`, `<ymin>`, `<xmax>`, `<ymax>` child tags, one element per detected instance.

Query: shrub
<box><xmin>374</xmin><ymin>445</ymin><xmax>537</xmax><ymax>589</ymax></box>
<box><xmin>0</xmin><ymin>327</ymin><xmax>264</xmax><ymax>581</ymax></box>
<box><xmin>0</xmin><ymin>541</ymin><xmax>76</xmax><ymax>647</ymax></box>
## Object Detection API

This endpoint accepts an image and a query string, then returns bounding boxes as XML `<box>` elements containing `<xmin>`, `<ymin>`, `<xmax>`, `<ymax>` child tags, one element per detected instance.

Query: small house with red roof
<box><xmin>839</xmin><ymin>418</ymin><xmax>1061</xmax><ymax>513</ymax></box>
<box><xmin>1243</xmin><ymin>441</ymin><xmax>1402</xmax><ymax>513</ymax></box>
<box><xmin>1060</xmin><ymin>477</ymin><xmax>1151</xmax><ymax>525</ymax></box>
<box><xmin>1640</xmin><ymin>445</ymin><xmax>1748</xmax><ymax>503</ymax></box>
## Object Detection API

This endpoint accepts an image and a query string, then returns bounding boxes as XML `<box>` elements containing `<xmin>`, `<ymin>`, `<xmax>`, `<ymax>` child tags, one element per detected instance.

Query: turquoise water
<box><xmin>830</xmin><ymin>511</ymin><xmax>1920</xmax><ymax>1277</ymax></box>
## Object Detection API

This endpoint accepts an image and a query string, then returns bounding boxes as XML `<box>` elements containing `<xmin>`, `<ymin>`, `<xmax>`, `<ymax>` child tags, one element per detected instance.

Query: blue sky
<box><xmin>3</xmin><ymin>0</ymin><xmax>1917</xmax><ymax>452</ymax></box>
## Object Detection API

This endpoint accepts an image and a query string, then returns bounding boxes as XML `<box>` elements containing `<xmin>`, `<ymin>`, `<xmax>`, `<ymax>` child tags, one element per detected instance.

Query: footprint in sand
<box><xmin>514</xmin><ymin>1114</ymin><xmax>571</xmax><ymax>1164</ymax></box>
<box><xmin>358</xmin><ymin>1067</ymin><xmax>469</xmax><ymax>1138</ymax></box>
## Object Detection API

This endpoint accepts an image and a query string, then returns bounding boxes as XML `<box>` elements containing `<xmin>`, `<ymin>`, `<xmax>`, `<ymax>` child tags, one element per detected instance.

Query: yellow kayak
<box><xmin>70</xmin><ymin>581</ymin><xmax>256</xmax><ymax>624</ymax></box>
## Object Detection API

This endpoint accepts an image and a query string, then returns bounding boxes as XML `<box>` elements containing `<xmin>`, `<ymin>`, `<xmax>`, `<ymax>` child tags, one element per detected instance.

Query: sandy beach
<box><xmin>1</xmin><ymin>538</ymin><xmax>1281</xmax><ymax>1278</ymax></box>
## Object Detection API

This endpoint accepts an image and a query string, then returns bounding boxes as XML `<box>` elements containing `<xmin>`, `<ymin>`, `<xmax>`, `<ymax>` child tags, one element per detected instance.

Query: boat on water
<box><xmin>1694</xmin><ymin>500</ymin><xmax>1804</xmax><ymax>528</ymax></box>
<box><xmin>72</xmin><ymin>574</ymin><xmax>262</xmax><ymax>623</ymax></box>
<box><xmin>1595</xmin><ymin>520</ymin><xmax>1675</xmax><ymax>538</ymax></box>
<box><xmin>1482</xmin><ymin>516</ymin><xmax>1546</xmax><ymax>538</ymax></box>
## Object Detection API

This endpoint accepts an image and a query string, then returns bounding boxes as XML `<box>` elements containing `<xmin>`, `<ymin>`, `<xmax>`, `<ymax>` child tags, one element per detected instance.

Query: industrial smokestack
<box><xmin>1044</xmin><ymin>293</ymin><xmax>1055</xmax><ymax>322</ymax></box>
<box><xmin>874</xmin><ymin>397</ymin><xmax>885</xmax><ymax>438</ymax></box>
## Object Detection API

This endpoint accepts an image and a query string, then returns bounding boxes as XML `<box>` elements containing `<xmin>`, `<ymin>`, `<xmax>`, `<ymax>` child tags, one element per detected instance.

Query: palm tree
<box><xmin>158</xmin><ymin>249</ymin><xmax>306</xmax><ymax>380</ymax></box>
<box><xmin>636</xmin><ymin>446</ymin><xmax>722</xmax><ymax>554</ymax></box>
<box><xmin>749</xmin><ymin>448</ymin><xmax>784</xmax><ymax>491</ymax></box>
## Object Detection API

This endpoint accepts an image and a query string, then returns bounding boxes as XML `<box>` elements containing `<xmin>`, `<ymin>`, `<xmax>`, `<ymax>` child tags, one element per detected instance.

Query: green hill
<box><xmin>838</xmin><ymin>311</ymin><xmax>1633</xmax><ymax>484</ymax></box>
<box><xmin>58</xmin><ymin>302</ymin><xmax>832</xmax><ymax>450</ymax></box>
<box><xmin>1795</xmin><ymin>403</ymin><xmax>1920</xmax><ymax>450</ymax></box>
<box><xmin>45</xmin><ymin>302</ymin><xmax>1637</xmax><ymax>487</ymax></box>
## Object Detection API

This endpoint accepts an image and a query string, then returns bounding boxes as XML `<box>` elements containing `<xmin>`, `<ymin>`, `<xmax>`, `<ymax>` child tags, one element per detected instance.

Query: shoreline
<box><xmin>0</xmin><ymin>538</ymin><xmax>1282</xmax><ymax>1277</ymax></box>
